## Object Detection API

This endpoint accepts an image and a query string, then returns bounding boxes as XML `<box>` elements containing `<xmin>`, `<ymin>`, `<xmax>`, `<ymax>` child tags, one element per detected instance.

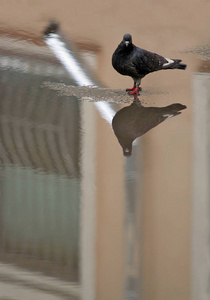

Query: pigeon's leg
<box><xmin>128</xmin><ymin>79</ymin><xmax>142</xmax><ymax>95</ymax></box>
<box><xmin>126</xmin><ymin>85</ymin><xmax>136</xmax><ymax>92</ymax></box>
<box><xmin>126</xmin><ymin>79</ymin><xmax>137</xmax><ymax>92</ymax></box>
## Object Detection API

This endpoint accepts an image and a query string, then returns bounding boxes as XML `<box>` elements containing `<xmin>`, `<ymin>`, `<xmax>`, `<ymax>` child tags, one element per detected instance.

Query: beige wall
<box><xmin>1</xmin><ymin>0</ymin><xmax>208</xmax><ymax>84</ymax></box>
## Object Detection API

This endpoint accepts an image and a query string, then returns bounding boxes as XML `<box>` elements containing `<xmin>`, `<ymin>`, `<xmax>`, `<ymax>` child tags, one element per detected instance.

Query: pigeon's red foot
<box><xmin>127</xmin><ymin>86</ymin><xmax>142</xmax><ymax>95</ymax></box>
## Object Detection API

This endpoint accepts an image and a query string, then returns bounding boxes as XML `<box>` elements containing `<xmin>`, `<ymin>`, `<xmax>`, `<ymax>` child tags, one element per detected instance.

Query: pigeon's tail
<box><xmin>162</xmin><ymin>58</ymin><xmax>187</xmax><ymax>70</ymax></box>
<box><xmin>175</xmin><ymin>62</ymin><xmax>187</xmax><ymax>70</ymax></box>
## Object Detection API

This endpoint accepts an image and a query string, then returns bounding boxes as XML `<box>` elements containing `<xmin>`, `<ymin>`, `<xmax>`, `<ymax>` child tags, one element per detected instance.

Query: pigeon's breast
<box><xmin>112</xmin><ymin>53</ymin><xmax>140</xmax><ymax>78</ymax></box>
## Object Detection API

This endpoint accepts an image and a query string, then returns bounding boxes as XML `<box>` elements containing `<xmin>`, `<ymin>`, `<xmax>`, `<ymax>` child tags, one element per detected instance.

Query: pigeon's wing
<box><xmin>131</xmin><ymin>47</ymin><xmax>167</xmax><ymax>75</ymax></box>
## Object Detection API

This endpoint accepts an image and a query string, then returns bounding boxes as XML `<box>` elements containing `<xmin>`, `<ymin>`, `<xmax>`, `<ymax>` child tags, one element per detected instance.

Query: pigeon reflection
<box><xmin>112</xmin><ymin>96</ymin><xmax>186</xmax><ymax>156</ymax></box>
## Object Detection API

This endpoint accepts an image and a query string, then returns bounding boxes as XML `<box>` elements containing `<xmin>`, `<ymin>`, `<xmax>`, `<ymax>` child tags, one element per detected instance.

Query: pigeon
<box><xmin>112</xmin><ymin>97</ymin><xmax>186</xmax><ymax>156</ymax></box>
<box><xmin>112</xmin><ymin>33</ymin><xmax>187</xmax><ymax>95</ymax></box>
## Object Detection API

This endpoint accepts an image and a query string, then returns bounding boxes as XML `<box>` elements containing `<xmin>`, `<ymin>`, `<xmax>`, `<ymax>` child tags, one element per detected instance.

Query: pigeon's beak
<box><xmin>125</xmin><ymin>41</ymin><xmax>129</xmax><ymax>47</ymax></box>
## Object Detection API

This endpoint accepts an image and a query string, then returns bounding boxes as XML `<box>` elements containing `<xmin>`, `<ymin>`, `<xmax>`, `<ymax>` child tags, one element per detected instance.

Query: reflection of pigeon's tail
<box><xmin>164</xmin><ymin>103</ymin><xmax>187</xmax><ymax>118</ymax></box>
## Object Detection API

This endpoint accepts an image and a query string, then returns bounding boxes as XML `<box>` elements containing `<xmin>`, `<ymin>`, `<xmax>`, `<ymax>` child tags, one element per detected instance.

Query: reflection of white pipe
<box><xmin>44</xmin><ymin>33</ymin><xmax>116</xmax><ymax>124</ymax></box>
<box><xmin>94</xmin><ymin>102</ymin><xmax>115</xmax><ymax>124</ymax></box>
<box><xmin>45</xmin><ymin>34</ymin><xmax>93</xmax><ymax>86</ymax></box>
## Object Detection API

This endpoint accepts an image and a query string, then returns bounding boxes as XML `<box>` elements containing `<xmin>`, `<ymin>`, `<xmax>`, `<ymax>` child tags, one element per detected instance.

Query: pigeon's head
<box><xmin>123</xmin><ymin>33</ymin><xmax>132</xmax><ymax>47</ymax></box>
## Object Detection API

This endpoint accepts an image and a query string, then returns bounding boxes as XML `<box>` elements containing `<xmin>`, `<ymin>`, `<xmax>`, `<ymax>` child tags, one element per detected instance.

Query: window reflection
<box><xmin>0</xmin><ymin>45</ymin><xmax>80</xmax><ymax>286</ymax></box>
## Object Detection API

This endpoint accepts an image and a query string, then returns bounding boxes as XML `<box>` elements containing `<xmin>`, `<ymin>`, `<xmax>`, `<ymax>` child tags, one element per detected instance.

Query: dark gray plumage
<box><xmin>112</xmin><ymin>33</ymin><xmax>187</xmax><ymax>95</ymax></box>
<box><xmin>112</xmin><ymin>98</ymin><xmax>187</xmax><ymax>156</ymax></box>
